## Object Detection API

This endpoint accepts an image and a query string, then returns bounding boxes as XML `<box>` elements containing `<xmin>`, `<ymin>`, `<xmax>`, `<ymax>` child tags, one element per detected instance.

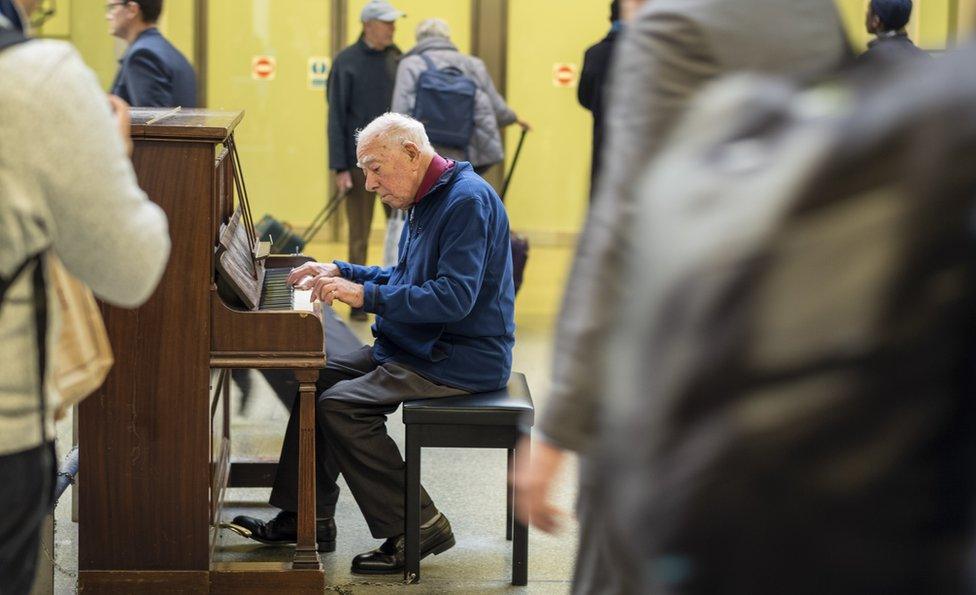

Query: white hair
<box><xmin>415</xmin><ymin>18</ymin><xmax>451</xmax><ymax>41</ymax></box>
<box><xmin>355</xmin><ymin>112</ymin><xmax>434</xmax><ymax>158</ymax></box>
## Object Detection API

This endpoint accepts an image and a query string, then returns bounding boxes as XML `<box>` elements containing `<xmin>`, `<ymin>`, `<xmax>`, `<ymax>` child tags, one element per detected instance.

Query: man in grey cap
<box><xmin>327</xmin><ymin>0</ymin><xmax>403</xmax><ymax>321</ymax></box>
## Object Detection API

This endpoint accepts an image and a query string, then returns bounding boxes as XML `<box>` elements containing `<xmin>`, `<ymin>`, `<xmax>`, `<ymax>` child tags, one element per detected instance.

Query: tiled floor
<box><xmin>45</xmin><ymin>238</ymin><xmax>582</xmax><ymax>594</ymax></box>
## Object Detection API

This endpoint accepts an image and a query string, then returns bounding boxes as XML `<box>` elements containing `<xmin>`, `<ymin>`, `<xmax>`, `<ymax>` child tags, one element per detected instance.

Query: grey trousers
<box><xmin>270</xmin><ymin>346</ymin><xmax>467</xmax><ymax>538</ymax></box>
<box><xmin>346</xmin><ymin>169</ymin><xmax>391</xmax><ymax>266</ymax></box>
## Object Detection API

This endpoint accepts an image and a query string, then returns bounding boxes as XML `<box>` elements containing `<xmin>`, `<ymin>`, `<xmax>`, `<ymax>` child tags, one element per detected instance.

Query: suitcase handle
<box><xmin>500</xmin><ymin>128</ymin><xmax>528</xmax><ymax>203</ymax></box>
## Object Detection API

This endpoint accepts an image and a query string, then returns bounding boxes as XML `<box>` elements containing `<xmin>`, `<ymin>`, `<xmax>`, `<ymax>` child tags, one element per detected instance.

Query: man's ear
<box><xmin>403</xmin><ymin>142</ymin><xmax>421</xmax><ymax>162</ymax></box>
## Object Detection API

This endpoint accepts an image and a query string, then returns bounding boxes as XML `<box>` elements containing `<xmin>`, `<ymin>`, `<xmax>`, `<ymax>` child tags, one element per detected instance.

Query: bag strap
<box><xmin>419</xmin><ymin>53</ymin><xmax>438</xmax><ymax>72</ymax></box>
<box><xmin>0</xmin><ymin>26</ymin><xmax>28</xmax><ymax>53</ymax></box>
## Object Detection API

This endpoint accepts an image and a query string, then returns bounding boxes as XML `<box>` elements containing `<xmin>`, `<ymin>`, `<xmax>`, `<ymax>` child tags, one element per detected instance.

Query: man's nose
<box><xmin>364</xmin><ymin>173</ymin><xmax>378</xmax><ymax>192</ymax></box>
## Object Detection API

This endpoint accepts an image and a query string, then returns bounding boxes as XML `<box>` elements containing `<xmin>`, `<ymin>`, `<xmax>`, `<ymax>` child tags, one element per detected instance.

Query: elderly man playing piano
<box><xmin>233</xmin><ymin>112</ymin><xmax>516</xmax><ymax>574</ymax></box>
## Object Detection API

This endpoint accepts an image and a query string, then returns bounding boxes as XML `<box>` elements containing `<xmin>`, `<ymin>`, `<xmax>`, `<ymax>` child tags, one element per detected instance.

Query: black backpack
<box><xmin>411</xmin><ymin>53</ymin><xmax>477</xmax><ymax>153</ymax></box>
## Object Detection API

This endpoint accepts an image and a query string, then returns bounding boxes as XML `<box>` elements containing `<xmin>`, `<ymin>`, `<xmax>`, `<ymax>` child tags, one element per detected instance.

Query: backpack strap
<box><xmin>0</xmin><ymin>26</ymin><xmax>28</xmax><ymax>53</ymax></box>
<box><xmin>419</xmin><ymin>52</ymin><xmax>437</xmax><ymax>72</ymax></box>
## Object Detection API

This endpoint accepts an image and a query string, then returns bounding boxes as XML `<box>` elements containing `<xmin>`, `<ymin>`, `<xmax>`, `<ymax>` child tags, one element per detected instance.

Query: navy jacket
<box><xmin>327</xmin><ymin>38</ymin><xmax>401</xmax><ymax>171</ymax></box>
<box><xmin>335</xmin><ymin>162</ymin><xmax>515</xmax><ymax>392</ymax></box>
<box><xmin>110</xmin><ymin>28</ymin><xmax>196</xmax><ymax>108</ymax></box>
<box><xmin>578</xmin><ymin>27</ymin><xmax>619</xmax><ymax>199</ymax></box>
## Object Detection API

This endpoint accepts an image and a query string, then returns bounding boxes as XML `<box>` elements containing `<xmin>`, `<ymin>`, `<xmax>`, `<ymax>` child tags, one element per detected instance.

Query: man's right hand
<box><xmin>335</xmin><ymin>170</ymin><xmax>354</xmax><ymax>193</ymax></box>
<box><xmin>287</xmin><ymin>261</ymin><xmax>341</xmax><ymax>288</ymax></box>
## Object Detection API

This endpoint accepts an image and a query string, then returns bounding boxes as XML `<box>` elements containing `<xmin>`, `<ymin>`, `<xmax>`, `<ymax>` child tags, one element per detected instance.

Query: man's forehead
<box><xmin>356</xmin><ymin>141</ymin><xmax>390</xmax><ymax>168</ymax></box>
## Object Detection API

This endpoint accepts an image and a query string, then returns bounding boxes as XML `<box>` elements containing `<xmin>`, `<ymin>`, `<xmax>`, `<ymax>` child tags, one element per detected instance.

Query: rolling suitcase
<box><xmin>255</xmin><ymin>188</ymin><xmax>349</xmax><ymax>254</ymax></box>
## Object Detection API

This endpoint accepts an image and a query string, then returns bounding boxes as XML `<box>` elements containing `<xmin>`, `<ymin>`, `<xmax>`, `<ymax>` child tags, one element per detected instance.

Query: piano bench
<box><xmin>401</xmin><ymin>372</ymin><xmax>534</xmax><ymax>586</ymax></box>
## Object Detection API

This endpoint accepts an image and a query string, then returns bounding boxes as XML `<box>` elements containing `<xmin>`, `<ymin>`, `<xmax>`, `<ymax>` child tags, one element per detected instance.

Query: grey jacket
<box><xmin>0</xmin><ymin>26</ymin><xmax>170</xmax><ymax>455</ymax></box>
<box><xmin>392</xmin><ymin>37</ymin><xmax>517</xmax><ymax>167</ymax></box>
<box><xmin>540</xmin><ymin>0</ymin><xmax>852</xmax><ymax>453</ymax></box>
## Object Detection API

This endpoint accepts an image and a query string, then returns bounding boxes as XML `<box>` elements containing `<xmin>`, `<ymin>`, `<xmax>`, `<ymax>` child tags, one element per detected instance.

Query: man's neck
<box><xmin>362</xmin><ymin>34</ymin><xmax>386</xmax><ymax>51</ymax></box>
<box><xmin>124</xmin><ymin>22</ymin><xmax>153</xmax><ymax>46</ymax></box>
<box><xmin>415</xmin><ymin>152</ymin><xmax>435</xmax><ymax>186</ymax></box>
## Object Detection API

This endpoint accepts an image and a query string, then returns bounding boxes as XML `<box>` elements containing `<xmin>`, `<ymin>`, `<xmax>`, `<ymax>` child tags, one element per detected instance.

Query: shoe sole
<box><xmin>246</xmin><ymin>536</ymin><xmax>336</xmax><ymax>553</ymax></box>
<box><xmin>350</xmin><ymin>534</ymin><xmax>456</xmax><ymax>575</ymax></box>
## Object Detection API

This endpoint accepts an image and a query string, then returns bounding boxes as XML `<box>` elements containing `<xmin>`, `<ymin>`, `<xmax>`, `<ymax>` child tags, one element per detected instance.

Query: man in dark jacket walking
<box><xmin>578</xmin><ymin>1</ymin><xmax>620</xmax><ymax>200</ymax></box>
<box><xmin>233</xmin><ymin>113</ymin><xmax>515</xmax><ymax>575</ymax></box>
<box><xmin>107</xmin><ymin>0</ymin><xmax>196</xmax><ymax>107</ymax></box>
<box><xmin>859</xmin><ymin>0</ymin><xmax>928</xmax><ymax>67</ymax></box>
<box><xmin>328</xmin><ymin>0</ymin><xmax>403</xmax><ymax>320</ymax></box>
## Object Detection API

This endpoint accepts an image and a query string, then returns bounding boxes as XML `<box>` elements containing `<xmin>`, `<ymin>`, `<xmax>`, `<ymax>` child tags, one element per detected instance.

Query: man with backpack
<box><xmin>392</xmin><ymin>18</ymin><xmax>530</xmax><ymax>176</ymax></box>
<box><xmin>0</xmin><ymin>1</ymin><xmax>170</xmax><ymax>591</ymax></box>
<box><xmin>327</xmin><ymin>0</ymin><xmax>403</xmax><ymax>320</ymax></box>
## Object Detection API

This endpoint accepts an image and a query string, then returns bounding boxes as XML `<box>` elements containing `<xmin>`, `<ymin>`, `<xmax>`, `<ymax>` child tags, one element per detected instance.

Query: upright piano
<box><xmin>78</xmin><ymin>109</ymin><xmax>326</xmax><ymax>594</ymax></box>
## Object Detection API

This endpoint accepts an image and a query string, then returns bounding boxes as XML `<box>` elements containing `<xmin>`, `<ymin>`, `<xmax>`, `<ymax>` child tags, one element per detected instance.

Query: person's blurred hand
<box><xmin>517</xmin><ymin>119</ymin><xmax>532</xmax><ymax>132</ymax></box>
<box><xmin>335</xmin><ymin>170</ymin><xmax>354</xmax><ymax>194</ymax></box>
<box><xmin>287</xmin><ymin>261</ymin><xmax>340</xmax><ymax>288</ymax></box>
<box><xmin>512</xmin><ymin>436</ymin><xmax>569</xmax><ymax>533</ymax></box>
<box><xmin>107</xmin><ymin>95</ymin><xmax>133</xmax><ymax>156</ymax></box>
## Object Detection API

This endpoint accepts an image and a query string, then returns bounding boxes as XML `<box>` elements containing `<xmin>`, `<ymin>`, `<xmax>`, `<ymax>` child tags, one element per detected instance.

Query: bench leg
<box><xmin>512</xmin><ymin>439</ymin><xmax>529</xmax><ymax>586</ymax></box>
<box><xmin>404</xmin><ymin>425</ymin><xmax>422</xmax><ymax>584</ymax></box>
<box><xmin>506</xmin><ymin>449</ymin><xmax>514</xmax><ymax>541</ymax></box>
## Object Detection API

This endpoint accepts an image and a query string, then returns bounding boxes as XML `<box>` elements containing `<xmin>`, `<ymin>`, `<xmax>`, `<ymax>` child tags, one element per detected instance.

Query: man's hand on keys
<box><xmin>287</xmin><ymin>262</ymin><xmax>340</xmax><ymax>288</ymax></box>
<box><xmin>310</xmin><ymin>276</ymin><xmax>365</xmax><ymax>308</ymax></box>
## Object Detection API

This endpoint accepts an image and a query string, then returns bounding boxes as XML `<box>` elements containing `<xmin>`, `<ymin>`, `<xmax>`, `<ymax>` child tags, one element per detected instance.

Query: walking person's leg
<box><xmin>345</xmin><ymin>168</ymin><xmax>376</xmax><ymax>268</ymax></box>
<box><xmin>0</xmin><ymin>443</ymin><xmax>55</xmax><ymax>594</ymax></box>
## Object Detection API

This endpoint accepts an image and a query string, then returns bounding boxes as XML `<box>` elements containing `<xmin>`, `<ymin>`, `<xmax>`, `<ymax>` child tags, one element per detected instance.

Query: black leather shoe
<box><xmin>351</xmin><ymin>513</ymin><xmax>455</xmax><ymax>575</ymax></box>
<box><xmin>230</xmin><ymin>511</ymin><xmax>336</xmax><ymax>553</ymax></box>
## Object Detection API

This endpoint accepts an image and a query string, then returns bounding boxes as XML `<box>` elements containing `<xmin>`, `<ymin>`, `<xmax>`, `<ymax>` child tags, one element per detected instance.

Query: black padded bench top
<box><xmin>402</xmin><ymin>372</ymin><xmax>533</xmax><ymax>427</ymax></box>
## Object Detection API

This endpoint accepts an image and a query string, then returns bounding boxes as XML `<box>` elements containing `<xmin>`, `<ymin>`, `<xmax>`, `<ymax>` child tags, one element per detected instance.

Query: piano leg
<box><xmin>292</xmin><ymin>369</ymin><xmax>322</xmax><ymax>570</ymax></box>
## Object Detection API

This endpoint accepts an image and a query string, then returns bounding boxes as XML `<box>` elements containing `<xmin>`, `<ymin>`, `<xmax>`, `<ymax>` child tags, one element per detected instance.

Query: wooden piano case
<box><xmin>78</xmin><ymin>109</ymin><xmax>324</xmax><ymax>594</ymax></box>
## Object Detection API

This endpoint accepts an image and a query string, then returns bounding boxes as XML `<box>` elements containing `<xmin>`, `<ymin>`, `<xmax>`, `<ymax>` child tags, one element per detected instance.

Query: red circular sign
<box><xmin>252</xmin><ymin>56</ymin><xmax>275</xmax><ymax>80</ymax></box>
<box><xmin>553</xmin><ymin>64</ymin><xmax>576</xmax><ymax>87</ymax></box>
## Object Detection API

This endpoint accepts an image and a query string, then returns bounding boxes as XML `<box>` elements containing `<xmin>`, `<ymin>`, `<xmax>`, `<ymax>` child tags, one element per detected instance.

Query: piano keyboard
<box><xmin>259</xmin><ymin>268</ymin><xmax>313</xmax><ymax>312</ymax></box>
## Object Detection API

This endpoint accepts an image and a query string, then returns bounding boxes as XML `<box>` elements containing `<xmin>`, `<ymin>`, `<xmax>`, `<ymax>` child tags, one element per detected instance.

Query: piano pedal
<box><xmin>220</xmin><ymin>522</ymin><xmax>253</xmax><ymax>538</ymax></box>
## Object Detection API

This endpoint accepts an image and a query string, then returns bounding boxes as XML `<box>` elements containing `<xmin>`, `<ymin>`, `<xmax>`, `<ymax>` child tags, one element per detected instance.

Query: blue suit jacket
<box><xmin>110</xmin><ymin>28</ymin><xmax>196</xmax><ymax>108</ymax></box>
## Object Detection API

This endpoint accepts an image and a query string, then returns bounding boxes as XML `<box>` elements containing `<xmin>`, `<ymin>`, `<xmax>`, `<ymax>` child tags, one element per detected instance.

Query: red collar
<box><xmin>414</xmin><ymin>154</ymin><xmax>453</xmax><ymax>203</ymax></box>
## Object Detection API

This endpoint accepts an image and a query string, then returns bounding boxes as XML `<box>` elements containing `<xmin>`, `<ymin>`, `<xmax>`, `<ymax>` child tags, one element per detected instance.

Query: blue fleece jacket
<box><xmin>334</xmin><ymin>162</ymin><xmax>515</xmax><ymax>392</ymax></box>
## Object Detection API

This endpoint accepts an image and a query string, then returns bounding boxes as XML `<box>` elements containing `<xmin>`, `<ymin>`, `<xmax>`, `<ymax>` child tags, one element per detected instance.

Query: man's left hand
<box><xmin>311</xmin><ymin>276</ymin><xmax>365</xmax><ymax>308</ymax></box>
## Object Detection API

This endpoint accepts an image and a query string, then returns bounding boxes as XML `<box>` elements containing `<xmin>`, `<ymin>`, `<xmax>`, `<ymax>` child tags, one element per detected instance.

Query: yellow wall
<box><xmin>504</xmin><ymin>0</ymin><xmax>607</xmax><ymax>238</ymax></box>
<box><xmin>46</xmin><ymin>1</ymin><xmax>971</xmax><ymax>240</ymax></box>
<box><xmin>207</xmin><ymin>0</ymin><xmax>331</xmax><ymax>226</ymax></box>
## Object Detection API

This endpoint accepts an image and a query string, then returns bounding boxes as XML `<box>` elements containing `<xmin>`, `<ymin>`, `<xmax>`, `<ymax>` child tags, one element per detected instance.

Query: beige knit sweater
<box><xmin>0</xmin><ymin>19</ymin><xmax>170</xmax><ymax>456</ymax></box>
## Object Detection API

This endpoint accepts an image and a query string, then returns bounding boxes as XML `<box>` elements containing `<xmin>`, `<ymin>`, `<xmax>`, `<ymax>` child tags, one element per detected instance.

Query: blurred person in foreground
<box><xmin>513</xmin><ymin>0</ymin><xmax>851</xmax><ymax>593</ymax></box>
<box><xmin>107</xmin><ymin>0</ymin><xmax>197</xmax><ymax>108</ymax></box>
<box><xmin>0</xmin><ymin>0</ymin><xmax>170</xmax><ymax>591</ymax></box>
<box><xmin>391</xmin><ymin>18</ymin><xmax>530</xmax><ymax>176</ymax></box>
<box><xmin>600</xmin><ymin>40</ymin><xmax>976</xmax><ymax>593</ymax></box>
<box><xmin>858</xmin><ymin>0</ymin><xmax>928</xmax><ymax>67</ymax></box>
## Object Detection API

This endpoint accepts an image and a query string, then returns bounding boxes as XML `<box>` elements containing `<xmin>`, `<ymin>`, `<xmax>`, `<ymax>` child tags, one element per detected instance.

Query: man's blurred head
<box><xmin>107</xmin><ymin>0</ymin><xmax>162</xmax><ymax>40</ymax></box>
<box><xmin>620</xmin><ymin>0</ymin><xmax>648</xmax><ymax>24</ymax></box>
<box><xmin>355</xmin><ymin>113</ymin><xmax>435</xmax><ymax>211</ymax></box>
<box><xmin>867</xmin><ymin>0</ymin><xmax>913</xmax><ymax>35</ymax></box>
<box><xmin>360</xmin><ymin>0</ymin><xmax>402</xmax><ymax>50</ymax></box>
